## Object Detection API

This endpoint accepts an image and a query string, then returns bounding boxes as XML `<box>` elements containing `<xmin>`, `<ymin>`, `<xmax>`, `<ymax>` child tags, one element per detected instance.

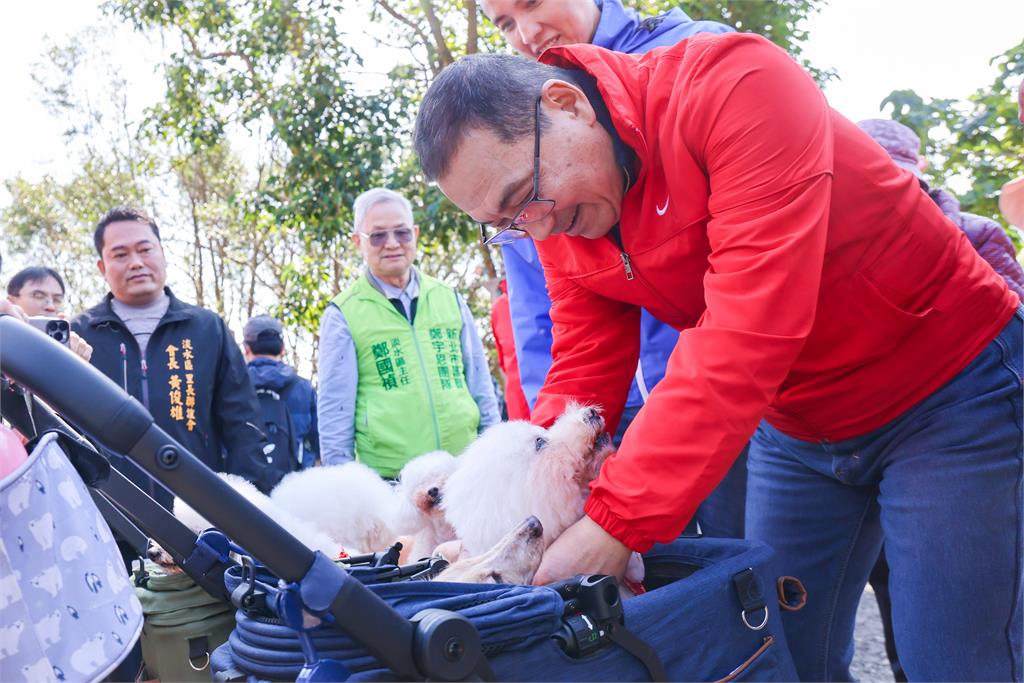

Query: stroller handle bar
<box><xmin>0</xmin><ymin>316</ymin><xmax>426</xmax><ymax>680</ymax></box>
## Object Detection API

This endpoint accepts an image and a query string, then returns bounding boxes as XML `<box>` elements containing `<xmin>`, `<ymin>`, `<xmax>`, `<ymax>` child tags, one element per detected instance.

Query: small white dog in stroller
<box><xmin>148</xmin><ymin>473</ymin><xmax>343</xmax><ymax>570</ymax></box>
<box><xmin>270</xmin><ymin>450</ymin><xmax>459</xmax><ymax>562</ymax></box>
<box><xmin>154</xmin><ymin>405</ymin><xmax>617</xmax><ymax>587</ymax></box>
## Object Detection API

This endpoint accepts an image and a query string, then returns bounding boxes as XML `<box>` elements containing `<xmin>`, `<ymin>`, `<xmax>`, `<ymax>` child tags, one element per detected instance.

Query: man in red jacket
<box><xmin>414</xmin><ymin>34</ymin><xmax>1022</xmax><ymax>681</ymax></box>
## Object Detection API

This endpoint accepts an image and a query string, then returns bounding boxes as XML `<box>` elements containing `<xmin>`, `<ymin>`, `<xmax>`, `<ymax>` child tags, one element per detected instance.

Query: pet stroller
<box><xmin>0</xmin><ymin>418</ymin><xmax>144</xmax><ymax>681</ymax></box>
<box><xmin>0</xmin><ymin>315</ymin><xmax>801</xmax><ymax>682</ymax></box>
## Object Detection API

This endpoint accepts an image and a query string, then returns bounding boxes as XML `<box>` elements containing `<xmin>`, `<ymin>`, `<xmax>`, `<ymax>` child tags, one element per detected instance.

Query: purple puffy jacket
<box><xmin>930</xmin><ymin>187</ymin><xmax>1024</xmax><ymax>300</ymax></box>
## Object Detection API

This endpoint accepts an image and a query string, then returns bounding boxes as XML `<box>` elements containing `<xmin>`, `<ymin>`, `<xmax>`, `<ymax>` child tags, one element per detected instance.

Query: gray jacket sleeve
<box><xmin>317</xmin><ymin>304</ymin><xmax>358</xmax><ymax>465</ymax></box>
<box><xmin>457</xmin><ymin>293</ymin><xmax>501</xmax><ymax>429</ymax></box>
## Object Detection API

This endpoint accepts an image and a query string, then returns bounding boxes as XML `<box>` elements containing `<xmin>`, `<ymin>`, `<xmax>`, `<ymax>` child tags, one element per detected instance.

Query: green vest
<box><xmin>333</xmin><ymin>273</ymin><xmax>480</xmax><ymax>477</ymax></box>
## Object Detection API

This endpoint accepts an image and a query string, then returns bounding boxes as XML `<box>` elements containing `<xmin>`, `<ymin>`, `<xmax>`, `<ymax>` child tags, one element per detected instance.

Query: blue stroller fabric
<box><xmin>213</xmin><ymin>537</ymin><xmax>797</xmax><ymax>681</ymax></box>
<box><xmin>0</xmin><ymin>434</ymin><xmax>143</xmax><ymax>683</ymax></box>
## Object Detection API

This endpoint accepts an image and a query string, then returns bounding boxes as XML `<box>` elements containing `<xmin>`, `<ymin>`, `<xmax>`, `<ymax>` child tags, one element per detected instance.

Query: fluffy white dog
<box><xmin>270</xmin><ymin>451</ymin><xmax>458</xmax><ymax>560</ymax></box>
<box><xmin>442</xmin><ymin>404</ymin><xmax>614</xmax><ymax>557</ymax></box>
<box><xmin>391</xmin><ymin>450</ymin><xmax>459</xmax><ymax>560</ymax></box>
<box><xmin>148</xmin><ymin>473</ymin><xmax>342</xmax><ymax>571</ymax></box>
<box><xmin>271</xmin><ymin>461</ymin><xmax>397</xmax><ymax>554</ymax></box>
<box><xmin>436</xmin><ymin>516</ymin><xmax>544</xmax><ymax>584</ymax></box>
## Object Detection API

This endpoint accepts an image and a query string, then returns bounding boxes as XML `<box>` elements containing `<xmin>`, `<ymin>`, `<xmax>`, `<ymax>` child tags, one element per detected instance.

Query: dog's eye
<box><xmin>534</xmin><ymin>437</ymin><xmax>548</xmax><ymax>451</ymax></box>
<box><xmin>489</xmin><ymin>571</ymin><xmax>504</xmax><ymax>583</ymax></box>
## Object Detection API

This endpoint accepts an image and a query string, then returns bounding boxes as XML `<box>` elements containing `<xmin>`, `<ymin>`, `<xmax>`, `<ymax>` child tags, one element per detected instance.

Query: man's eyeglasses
<box><xmin>479</xmin><ymin>96</ymin><xmax>555</xmax><ymax>246</ymax></box>
<box><xmin>359</xmin><ymin>228</ymin><xmax>415</xmax><ymax>248</ymax></box>
<box><xmin>27</xmin><ymin>291</ymin><xmax>65</xmax><ymax>310</ymax></box>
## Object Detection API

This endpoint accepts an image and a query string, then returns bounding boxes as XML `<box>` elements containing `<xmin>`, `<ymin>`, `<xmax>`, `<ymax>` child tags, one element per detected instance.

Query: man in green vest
<box><xmin>317</xmin><ymin>188</ymin><xmax>501</xmax><ymax>477</ymax></box>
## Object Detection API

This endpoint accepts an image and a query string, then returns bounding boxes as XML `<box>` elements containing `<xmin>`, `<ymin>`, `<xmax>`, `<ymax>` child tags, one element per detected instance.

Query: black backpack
<box><xmin>254</xmin><ymin>376</ymin><xmax>299</xmax><ymax>488</ymax></box>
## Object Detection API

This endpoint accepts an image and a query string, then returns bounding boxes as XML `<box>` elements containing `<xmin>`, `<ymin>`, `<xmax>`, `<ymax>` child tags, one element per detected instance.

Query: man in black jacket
<box><xmin>73</xmin><ymin>207</ymin><xmax>272</xmax><ymax>507</ymax></box>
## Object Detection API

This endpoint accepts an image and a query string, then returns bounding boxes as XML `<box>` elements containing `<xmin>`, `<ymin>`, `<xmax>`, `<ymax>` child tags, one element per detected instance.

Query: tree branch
<box><xmin>465</xmin><ymin>0</ymin><xmax>478</xmax><ymax>55</ymax></box>
<box><xmin>375</xmin><ymin>0</ymin><xmax>433</xmax><ymax>53</ymax></box>
<box><xmin>419</xmin><ymin>0</ymin><xmax>454</xmax><ymax>72</ymax></box>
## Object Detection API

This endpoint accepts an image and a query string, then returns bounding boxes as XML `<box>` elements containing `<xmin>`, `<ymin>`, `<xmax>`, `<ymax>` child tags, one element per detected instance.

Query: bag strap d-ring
<box><xmin>732</xmin><ymin>568</ymin><xmax>769</xmax><ymax>631</ymax></box>
<box><xmin>187</xmin><ymin>636</ymin><xmax>211</xmax><ymax>671</ymax></box>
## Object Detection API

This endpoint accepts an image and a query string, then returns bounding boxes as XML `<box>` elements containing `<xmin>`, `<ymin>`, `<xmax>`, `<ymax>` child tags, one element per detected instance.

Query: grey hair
<box><xmin>414</xmin><ymin>53</ymin><xmax>582</xmax><ymax>180</ymax></box>
<box><xmin>352</xmin><ymin>187</ymin><xmax>415</xmax><ymax>233</ymax></box>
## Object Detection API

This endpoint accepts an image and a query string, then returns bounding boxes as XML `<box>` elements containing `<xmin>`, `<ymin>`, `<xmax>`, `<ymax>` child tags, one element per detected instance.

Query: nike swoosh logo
<box><xmin>656</xmin><ymin>198</ymin><xmax>669</xmax><ymax>216</ymax></box>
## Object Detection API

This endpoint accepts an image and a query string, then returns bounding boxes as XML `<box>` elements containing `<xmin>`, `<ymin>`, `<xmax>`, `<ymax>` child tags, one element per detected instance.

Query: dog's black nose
<box><xmin>427</xmin><ymin>486</ymin><xmax>440</xmax><ymax>502</ymax></box>
<box><xmin>525</xmin><ymin>516</ymin><xmax>543</xmax><ymax>538</ymax></box>
<box><xmin>584</xmin><ymin>407</ymin><xmax>603</xmax><ymax>427</ymax></box>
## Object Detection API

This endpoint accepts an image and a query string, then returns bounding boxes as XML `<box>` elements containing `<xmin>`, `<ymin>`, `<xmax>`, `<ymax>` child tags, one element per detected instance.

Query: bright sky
<box><xmin>1</xmin><ymin>0</ymin><xmax>1021</xmax><ymax>193</ymax></box>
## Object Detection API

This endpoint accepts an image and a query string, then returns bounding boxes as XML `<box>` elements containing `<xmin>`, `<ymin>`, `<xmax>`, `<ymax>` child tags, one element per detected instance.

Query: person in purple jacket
<box><xmin>858</xmin><ymin>118</ymin><xmax>1024</xmax><ymax>298</ymax></box>
<box><xmin>479</xmin><ymin>0</ymin><xmax>745</xmax><ymax>539</ymax></box>
<box><xmin>856</xmin><ymin>117</ymin><xmax>1024</xmax><ymax>682</ymax></box>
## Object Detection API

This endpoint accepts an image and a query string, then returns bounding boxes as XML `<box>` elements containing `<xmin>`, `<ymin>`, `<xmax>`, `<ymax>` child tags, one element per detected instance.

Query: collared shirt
<box><xmin>317</xmin><ymin>267</ymin><xmax>500</xmax><ymax>466</ymax></box>
<box><xmin>366</xmin><ymin>268</ymin><xmax>419</xmax><ymax>321</ymax></box>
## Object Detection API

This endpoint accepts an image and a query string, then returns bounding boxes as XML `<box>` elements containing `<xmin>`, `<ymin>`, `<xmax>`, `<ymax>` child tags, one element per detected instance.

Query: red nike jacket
<box><xmin>530</xmin><ymin>33</ymin><xmax>1019</xmax><ymax>552</ymax></box>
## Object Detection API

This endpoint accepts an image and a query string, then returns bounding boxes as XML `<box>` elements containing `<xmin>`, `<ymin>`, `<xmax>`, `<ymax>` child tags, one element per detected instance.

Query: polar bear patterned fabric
<box><xmin>0</xmin><ymin>434</ymin><xmax>143</xmax><ymax>682</ymax></box>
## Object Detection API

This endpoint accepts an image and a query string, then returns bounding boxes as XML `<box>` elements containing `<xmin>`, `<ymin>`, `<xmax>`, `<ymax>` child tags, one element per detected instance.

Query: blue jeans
<box><xmin>746</xmin><ymin>308</ymin><xmax>1023</xmax><ymax>681</ymax></box>
<box><xmin>617</xmin><ymin>405</ymin><xmax>747</xmax><ymax>539</ymax></box>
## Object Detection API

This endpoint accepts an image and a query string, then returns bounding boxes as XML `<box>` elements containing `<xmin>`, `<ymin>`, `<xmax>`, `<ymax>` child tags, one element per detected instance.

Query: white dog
<box><xmin>390</xmin><ymin>450</ymin><xmax>458</xmax><ymax>561</ymax></box>
<box><xmin>149</xmin><ymin>473</ymin><xmax>342</xmax><ymax>572</ymax></box>
<box><xmin>436</xmin><ymin>516</ymin><xmax>545</xmax><ymax>585</ymax></box>
<box><xmin>270</xmin><ymin>452</ymin><xmax>458</xmax><ymax>560</ymax></box>
<box><xmin>442</xmin><ymin>404</ymin><xmax>614</xmax><ymax>557</ymax></box>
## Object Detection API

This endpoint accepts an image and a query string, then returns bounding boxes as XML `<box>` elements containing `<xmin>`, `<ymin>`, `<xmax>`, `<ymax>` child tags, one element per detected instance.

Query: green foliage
<box><xmin>110</xmin><ymin>0</ymin><xmax>403</xmax><ymax>241</ymax></box>
<box><xmin>2</xmin><ymin>159</ymin><xmax>147</xmax><ymax>310</ymax></box>
<box><xmin>666</xmin><ymin>0</ymin><xmax>835</xmax><ymax>84</ymax></box>
<box><xmin>5</xmin><ymin>0</ymin><xmax>838</xmax><ymax>372</ymax></box>
<box><xmin>2</xmin><ymin>29</ymin><xmax>151</xmax><ymax>311</ymax></box>
<box><xmin>882</xmin><ymin>40</ymin><xmax>1023</xmax><ymax>248</ymax></box>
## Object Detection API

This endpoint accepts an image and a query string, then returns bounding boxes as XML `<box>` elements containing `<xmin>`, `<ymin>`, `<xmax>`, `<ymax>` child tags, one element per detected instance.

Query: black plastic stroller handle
<box><xmin>0</xmin><ymin>316</ymin><xmax>423</xmax><ymax>679</ymax></box>
<box><xmin>1</xmin><ymin>380</ymin><xmax>228</xmax><ymax>597</ymax></box>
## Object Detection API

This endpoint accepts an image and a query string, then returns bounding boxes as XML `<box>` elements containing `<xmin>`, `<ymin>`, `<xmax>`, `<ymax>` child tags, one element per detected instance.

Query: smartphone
<box><xmin>28</xmin><ymin>317</ymin><xmax>71</xmax><ymax>346</ymax></box>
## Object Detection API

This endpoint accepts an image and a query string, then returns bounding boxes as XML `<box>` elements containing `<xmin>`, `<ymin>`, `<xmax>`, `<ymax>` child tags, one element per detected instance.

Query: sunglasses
<box><xmin>359</xmin><ymin>228</ymin><xmax>415</xmax><ymax>248</ymax></box>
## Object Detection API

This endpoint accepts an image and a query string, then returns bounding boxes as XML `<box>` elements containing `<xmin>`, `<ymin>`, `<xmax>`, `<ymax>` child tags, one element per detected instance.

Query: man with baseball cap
<box><xmin>243</xmin><ymin>314</ymin><xmax>319</xmax><ymax>476</ymax></box>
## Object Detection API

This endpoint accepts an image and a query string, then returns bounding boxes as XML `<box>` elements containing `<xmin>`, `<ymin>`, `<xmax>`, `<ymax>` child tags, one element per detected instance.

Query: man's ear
<box><xmin>352</xmin><ymin>231</ymin><xmax>362</xmax><ymax>251</ymax></box>
<box><xmin>97</xmin><ymin>259</ymin><xmax>106</xmax><ymax>277</ymax></box>
<box><xmin>540</xmin><ymin>79</ymin><xmax>596</xmax><ymax>125</ymax></box>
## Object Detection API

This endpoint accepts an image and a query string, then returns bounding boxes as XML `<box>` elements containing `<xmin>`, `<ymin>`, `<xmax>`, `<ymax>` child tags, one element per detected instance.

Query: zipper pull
<box><xmin>120</xmin><ymin>343</ymin><xmax>128</xmax><ymax>392</ymax></box>
<box><xmin>620</xmin><ymin>252</ymin><xmax>635</xmax><ymax>281</ymax></box>
<box><xmin>141</xmin><ymin>359</ymin><xmax>148</xmax><ymax>378</ymax></box>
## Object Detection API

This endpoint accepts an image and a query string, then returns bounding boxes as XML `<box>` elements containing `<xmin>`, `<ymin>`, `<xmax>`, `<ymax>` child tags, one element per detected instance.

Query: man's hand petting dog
<box><xmin>532</xmin><ymin>515</ymin><xmax>631</xmax><ymax>586</ymax></box>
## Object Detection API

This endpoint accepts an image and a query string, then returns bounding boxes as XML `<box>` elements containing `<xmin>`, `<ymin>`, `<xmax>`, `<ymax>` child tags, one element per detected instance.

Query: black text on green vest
<box><xmin>334</xmin><ymin>273</ymin><xmax>480</xmax><ymax>477</ymax></box>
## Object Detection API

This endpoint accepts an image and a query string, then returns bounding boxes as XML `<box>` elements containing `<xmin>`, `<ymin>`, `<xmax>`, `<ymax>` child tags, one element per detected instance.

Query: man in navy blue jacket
<box><xmin>74</xmin><ymin>207</ymin><xmax>272</xmax><ymax>504</ymax></box>
<box><xmin>243</xmin><ymin>314</ymin><xmax>320</xmax><ymax>472</ymax></box>
<box><xmin>481</xmin><ymin>0</ymin><xmax>746</xmax><ymax>538</ymax></box>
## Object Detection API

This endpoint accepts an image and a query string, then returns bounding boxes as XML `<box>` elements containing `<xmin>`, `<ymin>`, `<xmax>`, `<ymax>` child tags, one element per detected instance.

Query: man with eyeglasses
<box><xmin>317</xmin><ymin>187</ymin><xmax>499</xmax><ymax>477</ymax></box>
<box><xmin>6</xmin><ymin>265</ymin><xmax>93</xmax><ymax>361</ymax></box>
<box><xmin>414</xmin><ymin>37</ymin><xmax>1022</xmax><ymax>681</ymax></box>
<box><xmin>479</xmin><ymin>0</ymin><xmax>746</xmax><ymax>541</ymax></box>
<box><xmin>6</xmin><ymin>266</ymin><xmax>67</xmax><ymax>316</ymax></box>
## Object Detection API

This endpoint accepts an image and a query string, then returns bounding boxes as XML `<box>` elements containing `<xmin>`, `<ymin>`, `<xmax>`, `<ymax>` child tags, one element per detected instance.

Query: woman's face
<box><xmin>481</xmin><ymin>0</ymin><xmax>601</xmax><ymax>60</ymax></box>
